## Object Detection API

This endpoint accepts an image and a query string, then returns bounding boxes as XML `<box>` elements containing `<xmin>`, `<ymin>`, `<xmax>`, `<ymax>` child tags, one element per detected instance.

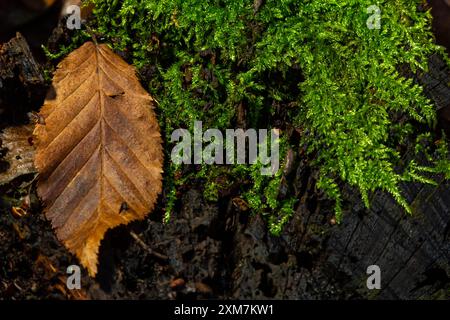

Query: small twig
<box><xmin>84</xmin><ymin>24</ymin><xmax>98</xmax><ymax>46</ymax></box>
<box><xmin>130</xmin><ymin>231</ymin><xmax>168</xmax><ymax>261</ymax></box>
<box><xmin>253</xmin><ymin>0</ymin><xmax>264</xmax><ymax>14</ymax></box>
<box><xmin>13</xmin><ymin>281</ymin><xmax>23</xmax><ymax>292</ymax></box>
<box><xmin>26</xmin><ymin>172</ymin><xmax>39</xmax><ymax>196</ymax></box>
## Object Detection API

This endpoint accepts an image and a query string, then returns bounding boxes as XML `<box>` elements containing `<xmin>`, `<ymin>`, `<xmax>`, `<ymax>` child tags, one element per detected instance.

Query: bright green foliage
<box><xmin>58</xmin><ymin>0</ymin><xmax>450</xmax><ymax>228</ymax></box>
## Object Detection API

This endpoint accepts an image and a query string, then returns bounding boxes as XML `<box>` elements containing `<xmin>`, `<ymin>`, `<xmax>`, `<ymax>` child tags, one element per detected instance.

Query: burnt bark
<box><xmin>0</xmin><ymin>32</ymin><xmax>46</xmax><ymax>127</ymax></box>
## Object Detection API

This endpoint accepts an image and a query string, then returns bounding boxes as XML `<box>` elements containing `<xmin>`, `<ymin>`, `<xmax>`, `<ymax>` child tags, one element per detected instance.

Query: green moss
<box><xmin>49</xmin><ymin>0</ymin><xmax>450</xmax><ymax>231</ymax></box>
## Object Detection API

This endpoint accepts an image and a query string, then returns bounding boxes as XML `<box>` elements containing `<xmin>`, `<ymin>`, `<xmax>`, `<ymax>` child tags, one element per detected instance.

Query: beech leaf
<box><xmin>34</xmin><ymin>41</ymin><xmax>163</xmax><ymax>276</ymax></box>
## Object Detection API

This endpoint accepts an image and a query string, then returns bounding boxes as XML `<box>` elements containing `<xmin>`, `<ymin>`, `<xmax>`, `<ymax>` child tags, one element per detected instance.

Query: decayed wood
<box><xmin>0</xmin><ymin>32</ymin><xmax>45</xmax><ymax>124</ymax></box>
<box><xmin>322</xmin><ymin>55</ymin><xmax>450</xmax><ymax>298</ymax></box>
<box><xmin>0</xmin><ymin>33</ymin><xmax>42</xmax><ymax>185</ymax></box>
<box><xmin>324</xmin><ymin>180</ymin><xmax>450</xmax><ymax>299</ymax></box>
<box><xmin>418</xmin><ymin>54</ymin><xmax>450</xmax><ymax>112</ymax></box>
<box><xmin>429</xmin><ymin>0</ymin><xmax>450</xmax><ymax>55</ymax></box>
<box><xmin>34</xmin><ymin>41</ymin><xmax>163</xmax><ymax>276</ymax></box>
<box><xmin>227</xmin><ymin>54</ymin><xmax>450</xmax><ymax>299</ymax></box>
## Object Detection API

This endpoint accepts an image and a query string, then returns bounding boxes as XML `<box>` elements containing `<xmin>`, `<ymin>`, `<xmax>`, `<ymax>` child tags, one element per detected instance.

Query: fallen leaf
<box><xmin>11</xmin><ymin>206</ymin><xmax>28</xmax><ymax>218</ymax></box>
<box><xmin>232</xmin><ymin>197</ymin><xmax>249</xmax><ymax>211</ymax></box>
<box><xmin>34</xmin><ymin>41</ymin><xmax>163</xmax><ymax>276</ymax></box>
<box><xmin>170</xmin><ymin>278</ymin><xmax>186</xmax><ymax>289</ymax></box>
<box><xmin>195</xmin><ymin>282</ymin><xmax>213</xmax><ymax>294</ymax></box>
<box><xmin>0</xmin><ymin>124</ymin><xmax>36</xmax><ymax>185</ymax></box>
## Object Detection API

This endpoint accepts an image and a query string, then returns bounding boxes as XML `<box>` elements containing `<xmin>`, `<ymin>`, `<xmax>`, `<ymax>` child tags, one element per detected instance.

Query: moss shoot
<box><xmin>50</xmin><ymin>0</ymin><xmax>450</xmax><ymax>232</ymax></box>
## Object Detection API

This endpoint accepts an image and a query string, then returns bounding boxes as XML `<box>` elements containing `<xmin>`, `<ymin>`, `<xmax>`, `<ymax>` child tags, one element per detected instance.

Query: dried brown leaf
<box><xmin>34</xmin><ymin>41</ymin><xmax>163</xmax><ymax>276</ymax></box>
<box><xmin>0</xmin><ymin>124</ymin><xmax>36</xmax><ymax>185</ymax></box>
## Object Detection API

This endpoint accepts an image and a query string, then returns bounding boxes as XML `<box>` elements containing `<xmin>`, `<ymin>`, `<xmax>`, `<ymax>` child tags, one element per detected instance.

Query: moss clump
<box><xmin>53</xmin><ymin>0</ymin><xmax>450</xmax><ymax>229</ymax></box>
